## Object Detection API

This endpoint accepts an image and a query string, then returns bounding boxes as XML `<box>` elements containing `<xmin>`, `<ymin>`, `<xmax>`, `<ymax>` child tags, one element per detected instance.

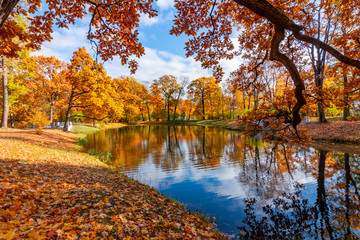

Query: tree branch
<box><xmin>269</xmin><ymin>26</ymin><xmax>306</xmax><ymax>129</ymax></box>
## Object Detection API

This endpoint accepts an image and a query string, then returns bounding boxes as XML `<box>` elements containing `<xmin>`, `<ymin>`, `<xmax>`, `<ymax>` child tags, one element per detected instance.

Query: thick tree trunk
<box><xmin>49</xmin><ymin>102</ymin><xmax>54</xmax><ymax>122</ymax></box>
<box><xmin>64</xmin><ymin>108</ymin><xmax>71</xmax><ymax>131</ymax></box>
<box><xmin>233</xmin><ymin>0</ymin><xmax>360</xmax><ymax>70</ymax></box>
<box><xmin>270</xmin><ymin>27</ymin><xmax>306</xmax><ymax>129</ymax></box>
<box><xmin>1</xmin><ymin>56</ymin><xmax>8</xmax><ymax>128</ymax></box>
<box><xmin>0</xmin><ymin>0</ymin><xmax>20</xmax><ymax>28</ymax></box>
<box><xmin>317</xmin><ymin>101</ymin><xmax>326</xmax><ymax>123</ymax></box>
<box><xmin>316</xmin><ymin>68</ymin><xmax>326</xmax><ymax>123</ymax></box>
<box><xmin>313</xmin><ymin>46</ymin><xmax>327</xmax><ymax>123</ymax></box>
<box><xmin>64</xmin><ymin>90</ymin><xmax>74</xmax><ymax>131</ymax></box>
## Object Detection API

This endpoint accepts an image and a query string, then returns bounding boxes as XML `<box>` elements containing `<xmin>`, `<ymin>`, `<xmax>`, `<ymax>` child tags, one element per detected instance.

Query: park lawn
<box><xmin>0</xmin><ymin>129</ymin><xmax>225</xmax><ymax>239</ymax></box>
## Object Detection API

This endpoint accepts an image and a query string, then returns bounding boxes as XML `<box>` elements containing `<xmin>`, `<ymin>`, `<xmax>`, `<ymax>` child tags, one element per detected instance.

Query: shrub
<box><xmin>29</xmin><ymin>111</ymin><xmax>51</xmax><ymax>134</ymax></box>
<box><xmin>347</xmin><ymin>116</ymin><xmax>359</xmax><ymax>122</ymax></box>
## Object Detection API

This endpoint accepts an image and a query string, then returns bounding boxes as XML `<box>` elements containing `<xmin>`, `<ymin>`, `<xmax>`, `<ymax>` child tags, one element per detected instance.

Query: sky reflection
<box><xmin>86</xmin><ymin>126</ymin><xmax>360</xmax><ymax>238</ymax></box>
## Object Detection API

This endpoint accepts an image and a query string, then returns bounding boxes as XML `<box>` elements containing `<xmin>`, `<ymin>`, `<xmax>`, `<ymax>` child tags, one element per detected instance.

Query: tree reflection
<box><xmin>86</xmin><ymin>126</ymin><xmax>360</xmax><ymax>238</ymax></box>
<box><xmin>238</xmin><ymin>151</ymin><xmax>360</xmax><ymax>239</ymax></box>
<box><xmin>234</xmin><ymin>138</ymin><xmax>315</xmax><ymax>201</ymax></box>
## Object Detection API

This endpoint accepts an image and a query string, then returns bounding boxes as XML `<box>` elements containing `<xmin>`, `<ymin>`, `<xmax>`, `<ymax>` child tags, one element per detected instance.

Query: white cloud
<box><xmin>33</xmin><ymin>24</ymin><xmax>241</xmax><ymax>86</ymax></box>
<box><xmin>32</xmin><ymin>26</ymin><xmax>92</xmax><ymax>61</ymax></box>
<box><xmin>156</xmin><ymin>0</ymin><xmax>175</xmax><ymax>10</ymax></box>
<box><xmin>140</xmin><ymin>14</ymin><xmax>160</xmax><ymax>27</ymax></box>
<box><xmin>104</xmin><ymin>47</ymin><xmax>214</xmax><ymax>85</ymax></box>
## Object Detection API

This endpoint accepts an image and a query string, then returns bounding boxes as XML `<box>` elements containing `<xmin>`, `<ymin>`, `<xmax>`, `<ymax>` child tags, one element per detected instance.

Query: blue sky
<box><xmin>34</xmin><ymin>0</ymin><xmax>241</xmax><ymax>85</ymax></box>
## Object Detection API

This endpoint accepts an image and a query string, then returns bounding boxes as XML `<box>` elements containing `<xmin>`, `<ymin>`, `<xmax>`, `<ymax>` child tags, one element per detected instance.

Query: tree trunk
<box><xmin>0</xmin><ymin>0</ymin><xmax>20</xmax><ymax>28</ymax></box>
<box><xmin>315</xmin><ymin>71</ymin><xmax>326</xmax><ymax>123</ymax></box>
<box><xmin>10</xmin><ymin>111</ymin><xmax>14</xmax><ymax>128</ymax></box>
<box><xmin>173</xmin><ymin>105</ymin><xmax>177</xmax><ymax>121</ymax></box>
<box><xmin>146</xmin><ymin>103</ymin><xmax>151</xmax><ymax>121</ymax></box>
<box><xmin>49</xmin><ymin>102</ymin><xmax>54</xmax><ymax>122</ymax></box>
<box><xmin>202</xmin><ymin>92</ymin><xmax>205</xmax><ymax>120</ymax></box>
<box><xmin>343</xmin><ymin>74</ymin><xmax>350</xmax><ymax>120</ymax></box>
<box><xmin>242</xmin><ymin>91</ymin><xmax>246</xmax><ymax>109</ymax></box>
<box><xmin>1</xmin><ymin>56</ymin><xmax>8</xmax><ymax>128</ymax></box>
<box><xmin>64</xmin><ymin>90</ymin><xmax>74</xmax><ymax>131</ymax></box>
<box><xmin>167</xmin><ymin>101</ymin><xmax>170</xmax><ymax>121</ymax></box>
<box><xmin>64</xmin><ymin>108</ymin><xmax>71</xmax><ymax>131</ymax></box>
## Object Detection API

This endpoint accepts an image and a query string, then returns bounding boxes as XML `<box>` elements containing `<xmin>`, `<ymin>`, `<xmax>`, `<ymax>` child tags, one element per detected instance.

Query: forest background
<box><xmin>0</xmin><ymin>0</ymin><xmax>360</xmax><ymax>132</ymax></box>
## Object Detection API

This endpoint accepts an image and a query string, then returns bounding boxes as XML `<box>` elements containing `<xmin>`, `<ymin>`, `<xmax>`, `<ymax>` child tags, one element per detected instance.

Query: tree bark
<box><xmin>49</xmin><ymin>101</ymin><xmax>54</xmax><ymax>122</ymax></box>
<box><xmin>233</xmin><ymin>0</ymin><xmax>360</xmax><ymax>70</ymax></box>
<box><xmin>343</xmin><ymin>74</ymin><xmax>350</xmax><ymax>120</ymax></box>
<box><xmin>315</xmin><ymin>70</ymin><xmax>326</xmax><ymax>123</ymax></box>
<box><xmin>269</xmin><ymin>27</ymin><xmax>306</xmax><ymax>129</ymax></box>
<box><xmin>1</xmin><ymin>56</ymin><xmax>8</xmax><ymax>128</ymax></box>
<box><xmin>0</xmin><ymin>0</ymin><xmax>20</xmax><ymax>29</ymax></box>
<box><xmin>64</xmin><ymin>89</ymin><xmax>74</xmax><ymax>131</ymax></box>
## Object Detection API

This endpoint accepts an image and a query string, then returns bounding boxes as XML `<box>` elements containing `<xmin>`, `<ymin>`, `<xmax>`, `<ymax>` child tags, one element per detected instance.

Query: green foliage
<box><xmin>325</xmin><ymin>106</ymin><xmax>342</xmax><ymax>117</ymax></box>
<box><xmin>77</xmin><ymin>138</ymin><xmax>88</xmax><ymax>146</ymax></box>
<box><xmin>87</xmin><ymin>149</ymin><xmax>113</xmax><ymax>163</ymax></box>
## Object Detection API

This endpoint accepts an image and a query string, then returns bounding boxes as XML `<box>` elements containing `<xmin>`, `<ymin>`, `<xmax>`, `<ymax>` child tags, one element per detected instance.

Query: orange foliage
<box><xmin>0</xmin><ymin>129</ymin><xmax>225</xmax><ymax>239</ymax></box>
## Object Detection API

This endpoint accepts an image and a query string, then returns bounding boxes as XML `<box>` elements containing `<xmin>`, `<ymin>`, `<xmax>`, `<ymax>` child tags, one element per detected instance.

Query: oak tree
<box><xmin>172</xmin><ymin>0</ymin><xmax>360</xmax><ymax>128</ymax></box>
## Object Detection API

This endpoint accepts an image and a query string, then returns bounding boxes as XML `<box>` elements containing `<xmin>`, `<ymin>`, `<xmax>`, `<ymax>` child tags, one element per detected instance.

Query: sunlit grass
<box><xmin>71</xmin><ymin>124</ymin><xmax>100</xmax><ymax>136</ymax></box>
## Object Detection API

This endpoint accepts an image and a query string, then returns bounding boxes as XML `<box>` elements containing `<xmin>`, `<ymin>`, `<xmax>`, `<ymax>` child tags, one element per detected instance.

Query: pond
<box><xmin>85</xmin><ymin>125</ymin><xmax>360</xmax><ymax>239</ymax></box>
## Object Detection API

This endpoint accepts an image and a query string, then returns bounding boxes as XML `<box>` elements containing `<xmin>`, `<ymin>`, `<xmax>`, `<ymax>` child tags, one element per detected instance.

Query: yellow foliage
<box><xmin>348</xmin><ymin>116</ymin><xmax>359</xmax><ymax>122</ymax></box>
<box><xmin>28</xmin><ymin>111</ymin><xmax>50</xmax><ymax>134</ymax></box>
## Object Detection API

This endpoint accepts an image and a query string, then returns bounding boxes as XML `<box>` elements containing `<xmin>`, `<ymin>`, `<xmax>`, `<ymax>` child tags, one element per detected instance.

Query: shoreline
<box><xmin>0</xmin><ymin>128</ymin><xmax>226</xmax><ymax>239</ymax></box>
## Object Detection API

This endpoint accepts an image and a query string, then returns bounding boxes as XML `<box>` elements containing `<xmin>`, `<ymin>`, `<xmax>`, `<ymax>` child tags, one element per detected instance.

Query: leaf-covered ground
<box><xmin>0</xmin><ymin>129</ymin><xmax>225</xmax><ymax>239</ymax></box>
<box><xmin>298</xmin><ymin>121</ymin><xmax>360</xmax><ymax>143</ymax></box>
<box><xmin>225</xmin><ymin>120</ymin><xmax>360</xmax><ymax>143</ymax></box>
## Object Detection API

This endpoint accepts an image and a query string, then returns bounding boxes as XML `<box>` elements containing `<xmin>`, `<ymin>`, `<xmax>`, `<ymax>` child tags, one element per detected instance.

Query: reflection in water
<box><xmin>86</xmin><ymin>126</ymin><xmax>360</xmax><ymax>238</ymax></box>
<box><xmin>239</xmin><ymin>151</ymin><xmax>360</xmax><ymax>239</ymax></box>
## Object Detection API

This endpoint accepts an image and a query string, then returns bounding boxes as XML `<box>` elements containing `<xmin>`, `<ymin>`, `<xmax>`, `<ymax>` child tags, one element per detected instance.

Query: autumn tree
<box><xmin>0</xmin><ymin>12</ymin><xmax>37</xmax><ymax>128</ymax></box>
<box><xmin>149</xmin><ymin>82</ymin><xmax>165</xmax><ymax>121</ymax></box>
<box><xmin>188</xmin><ymin>77</ymin><xmax>220</xmax><ymax>120</ymax></box>
<box><xmin>1</xmin><ymin>0</ymin><xmax>157</xmax><ymax>72</ymax></box>
<box><xmin>113</xmin><ymin>77</ymin><xmax>148</xmax><ymax>122</ymax></box>
<box><xmin>30</xmin><ymin>56</ymin><xmax>68</xmax><ymax>122</ymax></box>
<box><xmin>178</xmin><ymin>99</ymin><xmax>194</xmax><ymax>120</ymax></box>
<box><xmin>172</xmin><ymin>77</ymin><xmax>188</xmax><ymax>120</ymax></box>
<box><xmin>63</xmin><ymin>47</ymin><xmax>119</xmax><ymax>130</ymax></box>
<box><xmin>0</xmin><ymin>0</ymin><xmax>158</xmax><ymax>128</ymax></box>
<box><xmin>172</xmin><ymin>0</ymin><xmax>360</xmax><ymax>129</ymax></box>
<box><xmin>154</xmin><ymin>75</ymin><xmax>179</xmax><ymax>121</ymax></box>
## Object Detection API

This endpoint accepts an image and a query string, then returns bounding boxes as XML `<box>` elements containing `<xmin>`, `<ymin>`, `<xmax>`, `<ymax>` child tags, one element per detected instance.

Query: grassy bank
<box><xmin>0</xmin><ymin>128</ymin><xmax>225</xmax><ymax>239</ymax></box>
<box><xmin>71</xmin><ymin>122</ymin><xmax>128</xmax><ymax>136</ymax></box>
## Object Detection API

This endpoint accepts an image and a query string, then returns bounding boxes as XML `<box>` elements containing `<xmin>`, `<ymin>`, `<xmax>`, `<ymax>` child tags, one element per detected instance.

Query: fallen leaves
<box><xmin>0</xmin><ymin>129</ymin><xmax>225</xmax><ymax>239</ymax></box>
<box><xmin>299</xmin><ymin>121</ymin><xmax>360</xmax><ymax>143</ymax></box>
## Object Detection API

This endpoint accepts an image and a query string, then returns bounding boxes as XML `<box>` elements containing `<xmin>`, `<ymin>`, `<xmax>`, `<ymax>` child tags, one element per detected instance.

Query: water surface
<box><xmin>86</xmin><ymin>125</ymin><xmax>360</xmax><ymax>238</ymax></box>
